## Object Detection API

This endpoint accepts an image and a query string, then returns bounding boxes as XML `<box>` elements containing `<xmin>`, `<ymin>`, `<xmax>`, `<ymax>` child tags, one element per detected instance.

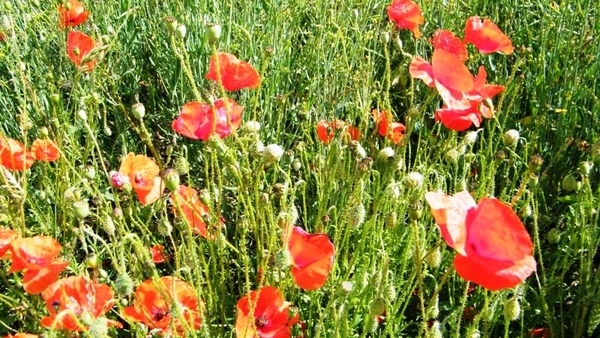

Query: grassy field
<box><xmin>0</xmin><ymin>0</ymin><xmax>599</xmax><ymax>337</ymax></box>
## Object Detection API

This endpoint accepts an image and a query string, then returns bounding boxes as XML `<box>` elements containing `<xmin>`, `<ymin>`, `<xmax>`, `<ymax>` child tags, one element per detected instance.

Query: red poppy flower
<box><xmin>464</xmin><ymin>16</ymin><xmax>514</xmax><ymax>55</ymax></box>
<box><xmin>123</xmin><ymin>276</ymin><xmax>201</xmax><ymax>335</ymax></box>
<box><xmin>286</xmin><ymin>226</ymin><xmax>335</xmax><ymax>290</ymax></box>
<box><xmin>527</xmin><ymin>328</ymin><xmax>551</xmax><ymax>338</ymax></box>
<box><xmin>58</xmin><ymin>0</ymin><xmax>89</xmax><ymax>29</ymax></box>
<box><xmin>409</xmin><ymin>50</ymin><xmax>504</xmax><ymax>130</ymax></box>
<box><xmin>316</xmin><ymin>120</ymin><xmax>360</xmax><ymax>145</ymax></box>
<box><xmin>205</xmin><ymin>52</ymin><xmax>261</xmax><ymax>91</ymax></box>
<box><xmin>425</xmin><ymin>191</ymin><xmax>536</xmax><ymax>290</ymax></box>
<box><xmin>22</xmin><ymin>260</ymin><xmax>69</xmax><ymax>294</ymax></box>
<box><xmin>118</xmin><ymin>153</ymin><xmax>164</xmax><ymax>205</ymax></box>
<box><xmin>150</xmin><ymin>244</ymin><xmax>167</xmax><ymax>263</ymax></box>
<box><xmin>31</xmin><ymin>139</ymin><xmax>60</xmax><ymax>162</ymax></box>
<box><xmin>67</xmin><ymin>31</ymin><xmax>96</xmax><ymax>72</ymax></box>
<box><xmin>387</xmin><ymin>0</ymin><xmax>424</xmax><ymax>38</ymax></box>
<box><xmin>40</xmin><ymin>276</ymin><xmax>120</xmax><ymax>331</ymax></box>
<box><xmin>372</xmin><ymin>110</ymin><xmax>406</xmax><ymax>144</ymax></box>
<box><xmin>172</xmin><ymin>99</ymin><xmax>244</xmax><ymax>141</ymax></box>
<box><xmin>4</xmin><ymin>334</ymin><xmax>39</xmax><ymax>338</ymax></box>
<box><xmin>0</xmin><ymin>138</ymin><xmax>34</xmax><ymax>171</ymax></box>
<box><xmin>431</xmin><ymin>30</ymin><xmax>468</xmax><ymax>62</ymax></box>
<box><xmin>171</xmin><ymin>185</ymin><xmax>210</xmax><ymax>238</ymax></box>
<box><xmin>8</xmin><ymin>236</ymin><xmax>63</xmax><ymax>273</ymax></box>
<box><xmin>0</xmin><ymin>228</ymin><xmax>18</xmax><ymax>257</ymax></box>
<box><xmin>235</xmin><ymin>286</ymin><xmax>299</xmax><ymax>338</ymax></box>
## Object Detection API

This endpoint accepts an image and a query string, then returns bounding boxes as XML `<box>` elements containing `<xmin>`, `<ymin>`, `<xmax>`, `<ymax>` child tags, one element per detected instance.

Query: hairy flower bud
<box><xmin>132</xmin><ymin>103</ymin><xmax>145</xmax><ymax>120</ymax></box>
<box><xmin>115</xmin><ymin>274</ymin><xmax>134</xmax><ymax>297</ymax></box>
<box><xmin>404</xmin><ymin>172</ymin><xmax>424</xmax><ymax>190</ymax></box>
<box><xmin>264</xmin><ymin>144</ymin><xmax>284</xmax><ymax>163</ymax></box>
<box><xmin>502</xmin><ymin>129</ymin><xmax>520</xmax><ymax>148</ymax></box>
<box><xmin>503</xmin><ymin>297</ymin><xmax>521</xmax><ymax>321</ymax></box>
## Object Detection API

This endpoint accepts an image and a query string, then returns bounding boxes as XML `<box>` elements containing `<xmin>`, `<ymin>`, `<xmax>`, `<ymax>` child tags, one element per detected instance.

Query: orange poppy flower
<box><xmin>122</xmin><ymin>276</ymin><xmax>201</xmax><ymax>335</ymax></box>
<box><xmin>172</xmin><ymin>99</ymin><xmax>244</xmax><ymax>141</ymax></box>
<box><xmin>22</xmin><ymin>260</ymin><xmax>69</xmax><ymax>294</ymax></box>
<box><xmin>67</xmin><ymin>31</ymin><xmax>96</xmax><ymax>72</ymax></box>
<box><xmin>430</xmin><ymin>30</ymin><xmax>468</xmax><ymax>62</ymax></box>
<box><xmin>150</xmin><ymin>244</ymin><xmax>167</xmax><ymax>263</ymax></box>
<box><xmin>31</xmin><ymin>139</ymin><xmax>60</xmax><ymax>162</ymax></box>
<box><xmin>387</xmin><ymin>0</ymin><xmax>424</xmax><ymax>38</ymax></box>
<box><xmin>205</xmin><ymin>52</ymin><xmax>261</xmax><ymax>91</ymax></box>
<box><xmin>286</xmin><ymin>226</ymin><xmax>335</xmax><ymax>290</ymax></box>
<box><xmin>425</xmin><ymin>191</ymin><xmax>536</xmax><ymax>290</ymax></box>
<box><xmin>372</xmin><ymin>110</ymin><xmax>406</xmax><ymax>144</ymax></box>
<box><xmin>0</xmin><ymin>138</ymin><xmax>34</xmax><ymax>171</ymax></box>
<box><xmin>171</xmin><ymin>185</ymin><xmax>210</xmax><ymax>238</ymax></box>
<box><xmin>58</xmin><ymin>0</ymin><xmax>89</xmax><ymax>29</ymax></box>
<box><xmin>8</xmin><ymin>236</ymin><xmax>63</xmax><ymax>273</ymax></box>
<box><xmin>41</xmin><ymin>276</ymin><xmax>121</xmax><ymax>331</ymax></box>
<box><xmin>118</xmin><ymin>153</ymin><xmax>164</xmax><ymax>205</ymax></box>
<box><xmin>0</xmin><ymin>228</ymin><xmax>18</xmax><ymax>257</ymax></box>
<box><xmin>316</xmin><ymin>120</ymin><xmax>360</xmax><ymax>145</ymax></box>
<box><xmin>235</xmin><ymin>286</ymin><xmax>299</xmax><ymax>338</ymax></box>
<box><xmin>4</xmin><ymin>334</ymin><xmax>39</xmax><ymax>338</ymax></box>
<box><xmin>464</xmin><ymin>16</ymin><xmax>514</xmax><ymax>55</ymax></box>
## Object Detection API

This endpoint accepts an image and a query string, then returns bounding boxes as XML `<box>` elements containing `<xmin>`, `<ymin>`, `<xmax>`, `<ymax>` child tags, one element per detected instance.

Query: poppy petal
<box><xmin>22</xmin><ymin>260</ymin><xmax>69</xmax><ymax>294</ymax></box>
<box><xmin>454</xmin><ymin>252</ymin><xmax>536</xmax><ymax>290</ymax></box>
<box><xmin>464</xmin><ymin>16</ymin><xmax>514</xmax><ymax>54</ymax></box>
<box><xmin>387</xmin><ymin>0</ymin><xmax>424</xmax><ymax>38</ymax></box>
<box><xmin>431</xmin><ymin>30</ymin><xmax>468</xmax><ymax>62</ymax></box>
<box><xmin>287</xmin><ymin>226</ymin><xmax>334</xmax><ymax>290</ymax></box>
<box><xmin>409</xmin><ymin>57</ymin><xmax>435</xmax><ymax>87</ymax></box>
<box><xmin>205</xmin><ymin>52</ymin><xmax>261</xmax><ymax>91</ymax></box>
<box><xmin>67</xmin><ymin>31</ymin><xmax>96</xmax><ymax>71</ymax></box>
<box><xmin>425</xmin><ymin>191</ymin><xmax>476</xmax><ymax>255</ymax></box>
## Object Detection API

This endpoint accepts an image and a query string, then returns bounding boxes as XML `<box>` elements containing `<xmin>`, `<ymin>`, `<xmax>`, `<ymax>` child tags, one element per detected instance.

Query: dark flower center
<box><xmin>152</xmin><ymin>309</ymin><xmax>168</xmax><ymax>322</ymax></box>
<box><xmin>255</xmin><ymin>316</ymin><xmax>268</xmax><ymax>329</ymax></box>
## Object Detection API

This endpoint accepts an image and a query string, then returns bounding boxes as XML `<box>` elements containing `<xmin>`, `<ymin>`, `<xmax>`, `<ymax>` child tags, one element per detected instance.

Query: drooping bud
<box><xmin>503</xmin><ymin>297</ymin><xmax>521</xmax><ymax>321</ymax></box>
<box><xmin>264</xmin><ymin>144</ymin><xmax>284</xmax><ymax>163</ymax></box>
<box><xmin>84</xmin><ymin>165</ymin><xmax>96</xmax><ymax>180</ymax></box>
<box><xmin>114</xmin><ymin>274</ymin><xmax>134</xmax><ymax>297</ymax></box>
<box><xmin>347</xmin><ymin>203</ymin><xmax>366</xmax><ymax>228</ymax></box>
<box><xmin>132</xmin><ymin>103</ymin><xmax>145</xmax><ymax>120</ymax></box>
<box><xmin>444</xmin><ymin>149</ymin><xmax>460</xmax><ymax>165</ymax></box>
<box><xmin>404</xmin><ymin>172</ymin><xmax>424</xmax><ymax>190</ymax></box>
<box><xmin>163</xmin><ymin>169</ymin><xmax>180</xmax><ymax>192</ymax></box>
<box><xmin>464</xmin><ymin>131</ymin><xmax>479</xmax><ymax>145</ymax></box>
<box><xmin>502</xmin><ymin>129</ymin><xmax>520</xmax><ymax>148</ymax></box>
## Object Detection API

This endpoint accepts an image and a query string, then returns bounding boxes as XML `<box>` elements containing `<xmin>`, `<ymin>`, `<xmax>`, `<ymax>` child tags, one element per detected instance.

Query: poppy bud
<box><xmin>502</xmin><ymin>129</ymin><xmax>520</xmax><ymax>148</ymax></box>
<box><xmin>103</xmin><ymin>126</ymin><xmax>112</xmax><ymax>136</ymax></box>
<box><xmin>39</xmin><ymin>126</ymin><xmax>49</xmax><ymax>138</ymax></box>
<box><xmin>562</xmin><ymin>174</ymin><xmax>580</xmax><ymax>192</ymax></box>
<box><xmin>428</xmin><ymin>296</ymin><xmax>440</xmax><ymax>319</ymax></box>
<box><xmin>378</xmin><ymin>147</ymin><xmax>395</xmax><ymax>161</ymax></box>
<box><xmin>366</xmin><ymin>316</ymin><xmax>379</xmax><ymax>333</ymax></box>
<box><xmin>347</xmin><ymin>203</ymin><xmax>366</xmax><ymax>228</ymax></box>
<box><xmin>383</xmin><ymin>283</ymin><xmax>397</xmax><ymax>302</ymax></box>
<box><xmin>73</xmin><ymin>200</ymin><xmax>90</xmax><ymax>219</ymax></box>
<box><xmin>520</xmin><ymin>204</ymin><xmax>533</xmax><ymax>218</ymax></box>
<box><xmin>381</xmin><ymin>32</ymin><xmax>390</xmax><ymax>44</ymax></box>
<box><xmin>369</xmin><ymin>297</ymin><xmax>386</xmax><ymax>317</ymax></box>
<box><xmin>110</xmin><ymin>171</ymin><xmax>130</xmax><ymax>188</ymax></box>
<box><xmin>264</xmin><ymin>144</ymin><xmax>284</xmax><ymax>163</ymax></box>
<box><xmin>292</xmin><ymin>159</ymin><xmax>302</xmax><ymax>171</ymax></box>
<box><xmin>102</xmin><ymin>215</ymin><xmax>115</xmax><ymax>236</ymax></box>
<box><xmin>338</xmin><ymin>281</ymin><xmax>354</xmax><ymax>296</ymax></box>
<box><xmin>444</xmin><ymin>149</ymin><xmax>460</xmax><ymax>165</ymax></box>
<box><xmin>349</xmin><ymin>141</ymin><xmax>367</xmax><ymax>159</ymax></box>
<box><xmin>132</xmin><ymin>102</ymin><xmax>145</xmax><ymax>120</ymax></box>
<box><xmin>424</xmin><ymin>247</ymin><xmax>441</xmax><ymax>268</ymax></box>
<box><xmin>357</xmin><ymin>157</ymin><xmax>373</xmax><ymax>172</ymax></box>
<box><xmin>88</xmin><ymin>318</ymin><xmax>109</xmax><ymax>338</ymax></box>
<box><xmin>428</xmin><ymin>321</ymin><xmax>443</xmax><ymax>338</ymax></box>
<box><xmin>205</xmin><ymin>23</ymin><xmax>222</xmax><ymax>44</ymax></box>
<box><xmin>408</xmin><ymin>201</ymin><xmax>423</xmax><ymax>220</ymax></box>
<box><xmin>0</xmin><ymin>213</ymin><xmax>9</xmax><ymax>225</ymax></box>
<box><xmin>175</xmin><ymin>156</ymin><xmax>190</xmax><ymax>175</ymax></box>
<box><xmin>579</xmin><ymin>161</ymin><xmax>593</xmax><ymax>177</ymax></box>
<box><xmin>495</xmin><ymin>150</ymin><xmax>506</xmax><ymax>164</ymax></box>
<box><xmin>158</xmin><ymin>217</ymin><xmax>172</xmax><ymax>236</ymax></box>
<box><xmin>115</xmin><ymin>274</ymin><xmax>134</xmax><ymax>297</ymax></box>
<box><xmin>528</xmin><ymin>154</ymin><xmax>544</xmax><ymax>173</ymax></box>
<box><xmin>163</xmin><ymin>168</ymin><xmax>180</xmax><ymax>192</ymax></box>
<box><xmin>84</xmin><ymin>165</ymin><xmax>96</xmax><ymax>180</ymax></box>
<box><xmin>86</xmin><ymin>254</ymin><xmax>99</xmax><ymax>269</ymax></box>
<box><xmin>164</xmin><ymin>17</ymin><xmax>178</xmax><ymax>34</ymax></box>
<box><xmin>175</xmin><ymin>24</ymin><xmax>186</xmax><ymax>39</ymax></box>
<box><xmin>77</xmin><ymin>109</ymin><xmax>87</xmax><ymax>121</ymax></box>
<box><xmin>112</xmin><ymin>207</ymin><xmax>123</xmax><ymax>219</ymax></box>
<box><xmin>503</xmin><ymin>297</ymin><xmax>521</xmax><ymax>321</ymax></box>
<box><xmin>393</xmin><ymin>35</ymin><xmax>403</xmax><ymax>51</ymax></box>
<box><xmin>244</xmin><ymin>120</ymin><xmax>261</xmax><ymax>134</ymax></box>
<box><xmin>404</xmin><ymin>172</ymin><xmax>424</xmax><ymax>190</ymax></box>
<box><xmin>51</xmin><ymin>93</ymin><xmax>60</xmax><ymax>104</ymax></box>
<box><xmin>464</xmin><ymin>131</ymin><xmax>479</xmax><ymax>145</ymax></box>
<box><xmin>407</xmin><ymin>107</ymin><xmax>420</xmax><ymax>119</ymax></box>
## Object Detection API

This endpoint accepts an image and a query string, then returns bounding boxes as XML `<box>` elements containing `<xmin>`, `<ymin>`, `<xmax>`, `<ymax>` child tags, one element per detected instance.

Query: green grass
<box><xmin>0</xmin><ymin>0</ymin><xmax>599</xmax><ymax>337</ymax></box>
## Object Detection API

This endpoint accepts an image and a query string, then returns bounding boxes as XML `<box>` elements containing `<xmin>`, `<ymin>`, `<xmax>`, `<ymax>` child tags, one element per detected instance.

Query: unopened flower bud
<box><xmin>503</xmin><ymin>298</ymin><xmax>521</xmax><ymax>321</ymax></box>
<box><xmin>503</xmin><ymin>129</ymin><xmax>520</xmax><ymax>148</ymax></box>
<box><xmin>464</xmin><ymin>131</ymin><xmax>479</xmax><ymax>145</ymax></box>
<box><xmin>77</xmin><ymin>109</ymin><xmax>87</xmax><ymax>121</ymax></box>
<box><xmin>205</xmin><ymin>23</ymin><xmax>222</xmax><ymax>44</ymax></box>
<box><xmin>163</xmin><ymin>169</ymin><xmax>180</xmax><ymax>192</ymax></box>
<box><xmin>73</xmin><ymin>200</ymin><xmax>90</xmax><ymax>219</ymax></box>
<box><xmin>378</xmin><ymin>147</ymin><xmax>395</xmax><ymax>161</ymax></box>
<box><xmin>369</xmin><ymin>297</ymin><xmax>386</xmax><ymax>317</ymax></box>
<box><xmin>424</xmin><ymin>247</ymin><xmax>441</xmax><ymax>268</ymax></box>
<box><xmin>175</xmin><ymin>156</ymin><xmax>189</xmax><ymax>175</ymax></box>
<box><xmin>63</xmin><ymin>187</ymin><xmax>79</xmax><ymax>202</ymax></box>
<box><xmin>579</xmin><ymin>161</ymin><xmax>593</xmax><ymax>177</ymax></box>
<box><xmin>103</xmin><ymin>126</ymin><xmax>112</xmax><ymax>136</ymax></box>
<box><xmin>39</xmin><ymin>127</ymin><xmax>49</xmax><ymax>138</ymax></box>
<box><xmin>158</xmin><ymin>217</ymin><xmax>172</xmax><ymax>236</ymax></box>
<box><xmin>86</xmin><ymin>254</ymin><xmax>99</xmax><ymax>269</ymax></box>
<box><xmin>264</xmin><ymin>144</ymin><xmax>284</xmax><ymax>163</ymax></box>
<box><xmin>132</xmin><ymin>103</ymin><xmax>145</xmax><ymax>120</ymax></box>
<box><xmin>84</xmin><ymin>165</ymin><xmax>96</xmax><ymax>180</ymax></box>
<box><xmin>114</xmin><ymin>274</ymin><xmax>134</xmax><ymax>297</ymax></box>
<box><xmin>175</xmin><ymin>24</ymin><xmax>186</xmax><ymax>39</ymax></box>
<box><xmin>347</xmin><ymin>203</ymin><xmax>366</xmax><ymax>228</ymax></box>
<box><xmin>244</xmin><ymin>120</ymin><xmax>261</xmax><ymax>133</ymax></box>
<box><xmin>385</xmin><ymin>211</ymin><xmax>397</xmax><ymax>228</ymax></box>
<box><xmin>102</xmin><ymin>215</ymin><xmax>115</xmax><ymax>236</ymax></box>
<box><xmin>444</xmin><ymin>149</ymin><xmax>460</xmax><ymax>165</ymax></box>
<box><xmin>547</xmin><ymin>228</ymin><xmax>561</xmax><ymax>244</ymax></box>
<box><xmin>562</xmin><ymin>174</ymin><xmax>580</xmax><ymax>192</ymax></box>
<box><xmin>407</xmin><ymin>107</ymin><xmax>420</xmax><ymax>119</ymax></box>
<box><xmin>381</xmin><ymin>32</ymin><xmax>390</xmax><ymax>44</ymax></box>
<box><xmin>338</xmin><ymin>281</ymin><xmax>353</xmax><ymax>296</ymax></box>
<box><xmin>404</xmin><ymin>172</ymin><xmax>424</xmax><ymax>190</ymax></box>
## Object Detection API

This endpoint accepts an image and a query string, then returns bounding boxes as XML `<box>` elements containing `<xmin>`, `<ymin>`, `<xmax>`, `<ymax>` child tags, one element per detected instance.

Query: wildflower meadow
<box><xmin>0</xmin><ymin>0</ymin><xmax>599</xmax><ymax>337</ymax></box>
